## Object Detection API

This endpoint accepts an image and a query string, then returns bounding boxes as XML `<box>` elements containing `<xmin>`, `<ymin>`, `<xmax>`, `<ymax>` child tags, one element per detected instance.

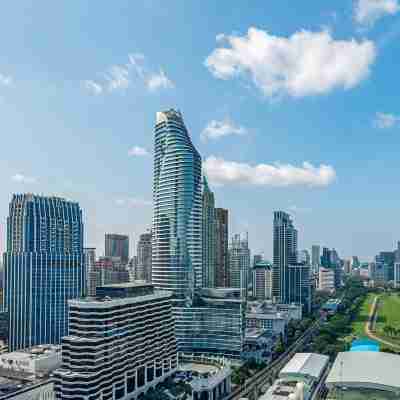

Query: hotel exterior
<box><xmin>54</xmin><ymin>283</ymin><xmax>177</xmax><ymax>400</ymax></box>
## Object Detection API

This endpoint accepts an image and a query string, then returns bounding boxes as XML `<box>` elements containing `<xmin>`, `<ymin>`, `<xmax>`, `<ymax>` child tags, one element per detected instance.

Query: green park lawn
<box><xmin>351</xmin><ymin>292</ymin><xmax>376</xmax><ymax>338</ymax></box>
<box><xmin>374</xmin><ymin>293</ymin><xmax>400</xmax><ymax>344</ymax></box>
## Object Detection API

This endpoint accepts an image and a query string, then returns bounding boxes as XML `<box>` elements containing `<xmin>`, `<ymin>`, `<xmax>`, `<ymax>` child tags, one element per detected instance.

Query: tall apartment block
<box><xmin>105</xmin><ymin>234</ymin><xmax>129</xmax><ymax>265</ymax></box>
<box><xmin>252</xmin><ymin>260</ymin><xmax>272</xmax><ymax>300</ymax></box>
<box><xmin>54</xmin><ymin>283</ymin><xmax>177</xmax><ymax>400</ymax></box>
<box><xmin>4</xmin><ymin>194</ymin><xmax>85</xmax><ymax>351</ymax></box>
<box><xmin>136</xmin><ymin>232</ymin><xmax>152</xmax><ymax>282</ymax></box>
<box><xmin>202</xmin><ymin>177</ymin><xmax>216</xmax><ymax>288</ymax></box>
<box><xmin>229</xmin><ymin>234</ymin><xmax>250</xmax><ymax>297</ymax></box>
<box><xmin>215</xmin><ymin>208</ymin><xmax>229</xmax><ymax>287</ymax></box>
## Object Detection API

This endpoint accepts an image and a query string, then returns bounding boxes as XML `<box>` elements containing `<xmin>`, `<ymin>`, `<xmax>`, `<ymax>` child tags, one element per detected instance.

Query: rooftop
<box><xmin>326</xmin><ymin>352</ymin><xmax>400</xmax><ymax>392</ymax></box>
<box><xmin>280</xmin><ymin>353</ymin><xmax>329</xmax><ymax>381</ymax></box>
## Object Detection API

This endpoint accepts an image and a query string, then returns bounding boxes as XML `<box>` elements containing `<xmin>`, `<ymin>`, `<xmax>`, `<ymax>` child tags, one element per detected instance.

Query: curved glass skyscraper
<box><xmin>152</xmin><ymin>109</ymin><xmax>202</xmax><ymax>303</ymax></box>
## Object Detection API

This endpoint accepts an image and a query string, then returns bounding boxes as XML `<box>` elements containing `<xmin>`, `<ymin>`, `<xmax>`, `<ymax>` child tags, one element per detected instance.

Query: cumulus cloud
<box><xmin>83</xmin><ymin>54</ymin><xmax>174</xmax><ymax>95</ymax></box>
<box><xmin>128</xmin><ymin>146</ymin><xmax>150</xmax><ymax>157</ymax></box>
<box><xmin>354</xmin><ymin>0</ymin><xmax>399</xmax><ymax>26</ymax></box>
<box><xmin>201</xmin><ymin>118</ymin><xmax>248</xmax><ymax>141</ymax></box>
<box><xmin>203</xmin><ymin>156</ymin><xmax>336</xmax><ymax>187</ymax></box>
<box><xmin>205</xmin><ymin>28</ymin><xmax>376</xmax><ymax>98</ymax></box>
<box><xmin>115</xmin><ymin>197</ymin><xmax>152</xmax><ymax>207</ymax></box>
<box><xmin>374</xmin><ymin>112</ymin><xmax>400</xmax><ymax>128</ymax></box>
<box><xmin>11</xmin><ymin>174</ymin><xmax>37</xmax><ymax>184</ymax></box>
<box><xmin>146</xmin><ymin>70</ymin><xmax>175</xmax><ymax>91</ymax></box>
<box><xmin>0</xmin><ymin>73</ymin><xmax>12</xmax><ymax>86</ymax></box>
<box><xmin>83</xmin><ymin>80</ymin><xmax>103</xmax><ymax>95</ymax></box>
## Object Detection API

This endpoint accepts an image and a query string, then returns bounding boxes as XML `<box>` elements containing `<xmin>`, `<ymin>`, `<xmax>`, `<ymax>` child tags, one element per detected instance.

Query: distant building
<box><xmin>4</xmin><ymin>194</ymin><xmax>85</xmax><ymax>351</ymax></box>
<box><xmin>343</xmin><ymin>259</ymin><xmax>351</xmax><ymax>275</ymax></box>
<box><xmin>318</xmin><ymin>267</ymin><xmax>335</xmax><ymax>293</ymax></box>
<box><xmin>229</xmin><ymin>234</ymin><xmax>250</xmax><ymax>297</ymax></box>
<box><xmin>202</xmin><ymin>177</ymin><xmax>216</xmax><ymax>288</ymax></box>
<box><xmin>215</xmin><ymin>208</ymin><xmax>229</xmax><ymax>287</ymax></box>
<box><xmin>288</xmin><ymin>264</ymin><xmax>311</xmax><ymax>313</ymax></box>
<box><xmin>83</xmin><ymin>247</ymin><xmax>96</xmax><ymax>295</ymax></box>
<box><xmin>311</xmin><ymin>245</ymin><xmax>320</xmax><ymax>271</ymax></box>
<box><xmin>394</xmin><ymin>263</ymin><xmax>400</xmax><ymax>289</ymax></box>
<box><xmin>252</xmin><ymin>261</ymin><xmax>272</xmax><ymax>300</ymax></box>
<box><xmin>136</xmin><ymin>231</ymin><xmax>152</xmax><ymax>282</ymax></box>
<box><xmin>54</xmin><ymin>283</ymin><xmax>177</xmax><ymax>400</ymax></box>
<box><xmin>253</xmin><ymin>254</ymin><xmax>263</xmax><ymax>266</ymax></box>
<box><xmin>352</xmin><ymin>256</ymin><xmax>360</xmax><ymax>269</ymax></box>
<box><xmin>272</xmin><ymin>211</ymin><xmax>298</xmax><ymax>304</ymax></box>
<box><xmin>105</xmin><ymin>233</ymin><xmax>129</xmax><ymax>265</ymax></box>
<box><xmin>299</xmin><ymin>250</ymin><xmax>311</xmax><ymax>266</ymax></box>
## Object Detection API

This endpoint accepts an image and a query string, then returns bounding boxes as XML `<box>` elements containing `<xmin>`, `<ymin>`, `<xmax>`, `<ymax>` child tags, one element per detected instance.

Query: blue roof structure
<box><xmin>350</xmin><ymin>339</ymin><xmax>380</xmax><ymax>352</ymax></box>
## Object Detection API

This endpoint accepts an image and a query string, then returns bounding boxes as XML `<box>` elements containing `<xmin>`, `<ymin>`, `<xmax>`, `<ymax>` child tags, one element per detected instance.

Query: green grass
<box><xmin>351</xmin><ymin>292</ymin><xmax>376</xmax><ymax>338</ymax></box>
<box><xmin>374</xmin><ymin>293</ymin><xmax>400</xmax><ymax>345</ymax></box>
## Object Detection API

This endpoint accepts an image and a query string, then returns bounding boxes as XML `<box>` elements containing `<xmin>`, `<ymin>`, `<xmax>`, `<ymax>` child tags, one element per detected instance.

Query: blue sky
<box><xmin>1</xmin><ymin>0</ymin><xmax>400</xmax><ymax>260</ymax></box>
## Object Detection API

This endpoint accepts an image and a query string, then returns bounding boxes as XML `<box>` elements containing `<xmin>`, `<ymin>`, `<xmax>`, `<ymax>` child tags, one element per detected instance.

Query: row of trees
<box><xmin>382</xmin><ymin>325</ymin><xmax>400</xmax><ymax>337</ymax></box>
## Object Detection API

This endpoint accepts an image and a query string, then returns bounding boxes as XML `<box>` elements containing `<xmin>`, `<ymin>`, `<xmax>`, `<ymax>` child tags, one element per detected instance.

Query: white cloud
<box><xmin>128</xmin><ymin>146</ymin><xmax>150</xmax><ymax>157</ymax></box>
<box><xmin>115</xmin><ymin>198</ymin><xmax>152</xmax><ymax>207</ymax></box>
<box><xmin>374</xmin><ymin>112</ymin><xmax>400</xmax><ymax>128</ymax></box>
<box><xmin>354</xmin><ymin>0</ymin><xmax>399</xmax><ymax>26</ymax></box>
<box><xmin>203</xmin><ymin>156</ymin><xmax>336</xmax><ymax>187</ymax></box>
<box><xmin>83</xmin><ymin>54</ymin><xmax>174</xmax><ymax>95</ymax></box>
<box><xmin>11</xmin><ymin>174</ymin><xmax>37</xmax><ymax>184</ymax></box>
<box><xmin>146</xmin><ymin>69</ymin><xmax>175</xmax><ymax>92</ymax></box>
<box><xmin>83</xmin><ymin>80</ymin><xmax>103</xmax><ymax>95</ymax></box>
<box><xmin>201</xmin><ymin>118</ymin><xmax>248</xmax><ymax>141</ymax></box>
<box><xmin>205</xmin><ymin>28</ymin><xmax>376</xmax><ymax>98</ymax></box>
<box><xmin>0</xmin><ymin>73</ymin><xmax>12</xmax><ymax>86</ymax></box>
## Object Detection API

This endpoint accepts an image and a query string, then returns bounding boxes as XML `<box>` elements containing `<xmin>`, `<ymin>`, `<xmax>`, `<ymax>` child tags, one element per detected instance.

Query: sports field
<box><xmin>374</xmin><ymin>293</ymin><xmax>400</xmax><ymax>343</ymax></box>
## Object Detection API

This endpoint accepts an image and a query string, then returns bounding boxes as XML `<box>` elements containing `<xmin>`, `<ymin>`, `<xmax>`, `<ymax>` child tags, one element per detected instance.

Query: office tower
<box><xmin>395</xmin><ymin>242</ymin><xmax>400</xmax><ymax>262</ymax></box>
<box><xmin>394</xmin><ymin>263</ymin><xmax>400</xmax><ymax>288</ymax></box>
<box><xmin>351</xmin><ymin>256</ymin><xmax>360</xmax><ymax>269</ymax></box>
<box><xmin>202</xmin><ymin>177</ymin><xmax>216</xmax><ymax>288</ymax></box>
<box><xmin>136</xmin><ymin>231</ymin><xmax>152</xmax><ymax>282</ymax></box>
<box><xmin>215</xmin><ymin>208</ymin><xmax>229</xmax><ymax>287</ymax></box>
<box><xmin>84</xmin><ymin>247</ymin><xmax>96</xmax><ymax>295</ymax></box>
<box><xmin>253</xmin><ymin>254</ymin><xmax>263</xmax><ymax>267</ymax></box>
<box><xmin>229</xmin><ymin>234</ymin><xmax>250</xmax><ymax>297</ymax></box>
<box><xmin>272</xmin><ymin>211</ymin><xmax>298</xmax><ymax>303</ymax></box>
<box><xmin>375</xmin><ymin>251</ymin><xmax>395</xmax><ymax>281</ymax></box>
<box><xmin>343</xmin><ymin>259</ymin><xmax>351</xmax><ymax>275</ymax></box>
<box><xmin>318</xmin><ymin>267</ymin><xmax>335</xmax><ymax>292</ymax></box>
<box><xmin>54</xmin><ymin>283</ymin><xmax>177</xmax><ymax>400</ymax></box>
<box><xmin>88</xmin><ymin>256</ymin><xmax>130</xmax><ymax>295</ymax></box>
<box><xmin>320</xmin><ymin>247</ymin><xmax>330</xmax><ymax>267</ymax></box>
<box><xmin>252</xmin><ymin>261</ymin><xmax>272</xmax><ymax>300</ymax></box>
<box><xmin>174</xmin><ymin>288</ymin><xmax>245</xmax><ymax>359</ymax></box>
<box><xmin>152</xmin><ymin>109</ymin><xmax>202</xmax><ymax>302</ymax></box>
<box><xmin>4</xmin><ymin>194</ymin><xmax>85</xmax><ymax>351</ymax></box>
<box><xmin>105</xmin><ymin>234</ymin><xmax>129</xmax><ymax>265</ymax></box>
<box><xmin>288</xmin><ymin>263</ymin><xmax>311</xmax><ymax>313</ymax></box>
<box><xmin>299</xmin><ymin>249</ymin><xmax>311</xmax><ymax>266</ymax></box>
<box><xmin>311</xmin><ymin>245</ymin><xmax>320</xmax><ymax>270</ymax></box>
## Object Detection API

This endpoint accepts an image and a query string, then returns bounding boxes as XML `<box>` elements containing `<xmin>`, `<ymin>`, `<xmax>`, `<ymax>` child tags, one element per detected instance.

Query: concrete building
<box><xmin>272</xmin><ymin>211</ymin><xmax>298</xmax><ymax>304</ymax></box>
<box><xmin>318</xmin><ymin>267</ymin><xmax>335</xmax><ymax>293</ymax></box>
<box><xmin>260</xmin><ymin>353</ymin><xmax>329</xmax><ymax>400</ymax></box>
<box><xmin>4</xmin><ymin>194</ymin><xmax>85</xmax><ymax>351</ymax></box>
<box><xmin>252</xmin><ymin>261</ymin><xmax>272</xmax><ymax>300</ymax></box>
<box><xmin>105</xmin><ymin>234</ymin><xmax>129</xmax><ymax>265</ymax></box>
<box><xmin>228</xmin><ymin>234</ymin><xmax>250</xmax><ymax>297</ymax></box>
<box><xmin>311</xmin><ymin>245</ymin><xmax>320</xmax><ymax>272</ymax></box>
<box><xmin>202</xmin><ymin>177</ymin><xmax>216</xmax><ymax>288</ymax></box>
<box><xmin>326</xmin><ymin>352</ymin><xmax>400</xmax><ymax>399</ymax></box>
<box><xmin>136</xmin><ymin>232</ymin><xmax>152</xmax><ymax>282</ymax></box>
<box><xmin>54</xmin><ymin>283</ymin><xmax>177</xmax><ymax>400</ymax></box>
<box><xmin>215</xmin><ymin>208</ymin><xmax>229</xmax><ymax>288</ymax></box>
<box><xmin>242</xmin><ymin>329</ymin><xmax>274</xmax><ymax>364</ymax></box>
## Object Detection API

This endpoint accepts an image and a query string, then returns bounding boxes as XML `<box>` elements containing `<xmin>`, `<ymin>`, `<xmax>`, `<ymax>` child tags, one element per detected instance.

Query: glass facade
<box><xmin>152</xmin><ymin>109</ymin><xmax>202</xmax><ymax>302</ymax></box>
<box><xmin>4</xmin><ymin>194</ymin><xmax>85</xmax><ymax>351</ymax></box>
<box><xmin>104</xmin><ymin>234</ymin><xmax>129</xmax><ymax>265</ymax></box>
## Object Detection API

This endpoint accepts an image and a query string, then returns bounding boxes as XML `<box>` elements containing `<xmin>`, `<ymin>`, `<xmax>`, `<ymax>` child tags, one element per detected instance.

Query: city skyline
<box><xmin>1</xmin><ymin>1</ymin><xmax>400</xmax><ymax>260</ymax></box>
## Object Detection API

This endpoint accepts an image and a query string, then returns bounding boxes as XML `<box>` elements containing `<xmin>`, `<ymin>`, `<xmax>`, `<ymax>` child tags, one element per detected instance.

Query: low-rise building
<box><xmin>242</xmin><ymin>329</ymin><xmax>274</xmax><ymax>364</ymax></box>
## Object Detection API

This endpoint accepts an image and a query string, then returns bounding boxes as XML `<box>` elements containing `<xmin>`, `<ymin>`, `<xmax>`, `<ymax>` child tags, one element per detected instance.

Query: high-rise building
<box><xmin>252</xmin><ymin>261</ymin><xmax>272</xmax><ymax>300</ymax></box>
<box><xmin>253</xmin><ymin>254</ymin><xmax>263</xmax><ymax>267</ymax></box>
<box><xmin>272</xmin><ymin>211</ymin><xmax>298</xmax><ymax>304</ymax></box>
<box><xmin>311</xmin><ymin>245</ymin><xmax>320</xmax><ymax>270</ymax></box>
<box><xmin>202</xmin><ymin>177</ymin><xmax>216</xmax><ymax>288</ymax></box>
<box><xmin>215</xmin><ymin>208</ymin><xmax>229</xmax><ymax>287</ymax></box>
<box><xmin>394</xmin><ymin>263</ymin><xmax>400</xmax><ymax>289</ymax></box>
<box><xmin>105</xmin><ymin>234</ymin><xmax>129</xmax><ymax>265</ymax></box>
<box><xmin>318</xmin><ymin>267</ymin><xmax>335</xmax><ymax>292</ymax></box>
<box><xmin>136</xmin><ymin>231</ymin><xmax>152</xmax><ymax>282</ymax></box>
<box><xmin>288</xmin><ymin>263</ymin><xmax>311</xmax><ymax>313</ymax></box>
<box><xmin>4</xmin><ymin>194</ymin><xmax>85</xmax><ymax>351</ymax></box>
<box><xmin>229</xmin><ymin>234</ymin><xmax>250</xmax><ymax>297</ymax></box>
<box><xmin>84</xmin><ymin>247</ymin><xmax>96</xmax><ymax>295</ymax></box>
<box><xmin>152</xmin><ymin>109</ymin><xmax>202</xmax><ymax>303</ymax></box>
<box><xmin>299</xmin><ymin>249</ymin><xmax>311</xmax><ymax>266</ymax></box>
<box><xmin>54</xmin><ymin>283</ymin><xmax>177</xmax><ymax>400</ymax></box>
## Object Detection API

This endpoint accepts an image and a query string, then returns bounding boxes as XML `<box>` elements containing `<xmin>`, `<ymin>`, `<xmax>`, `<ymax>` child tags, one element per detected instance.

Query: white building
<box><xmin>54</xmin><ymin>283</ymin><xmax>177</xmax><ymax>400</ymax></box>
<box><xmin>318</xmin><ymin>267</ymin><xmax>335</xmax><ymax>292</ymax></box>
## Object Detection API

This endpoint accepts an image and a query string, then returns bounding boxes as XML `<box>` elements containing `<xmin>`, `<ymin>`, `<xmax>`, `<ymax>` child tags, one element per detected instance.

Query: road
<box><xmin>365</xmin><ymin>295</ymin><xmax>400</xmax><ymax>350</ymax></box>
<box><xmin>224</xmin><ymin>320</ymin><xmax>321</xmax><ymax>400</ymax></box>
